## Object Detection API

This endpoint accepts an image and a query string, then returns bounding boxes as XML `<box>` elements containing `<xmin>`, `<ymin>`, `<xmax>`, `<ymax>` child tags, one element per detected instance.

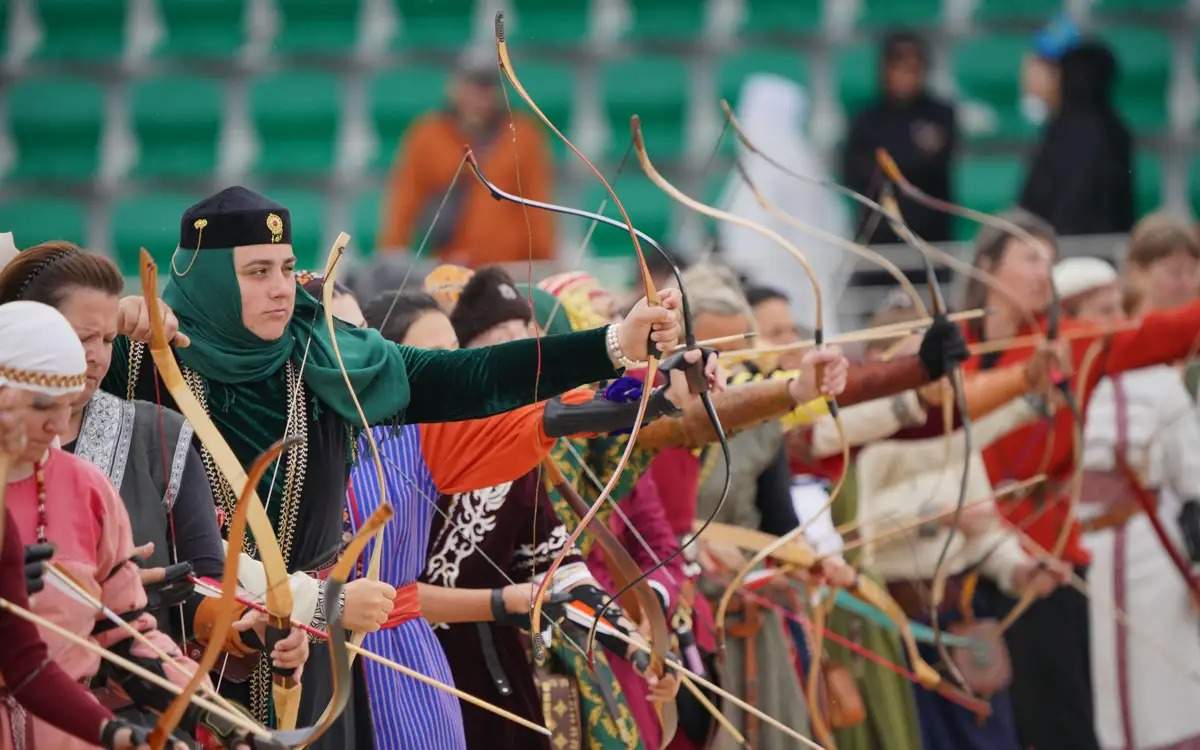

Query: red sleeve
<box><xmin>1077</xmin><ymin>298</ymin><xmax>1200</xmax><ymax>379</ymax></box>
<box><xmin>0</xmin><ymin>512</ymin><xmax>113</xmax><ymax>744</ymax></box>
<box><xmin>418</xmin><ymin>402</ymin><xmax>554</xmax><ymax>494</ymax></box>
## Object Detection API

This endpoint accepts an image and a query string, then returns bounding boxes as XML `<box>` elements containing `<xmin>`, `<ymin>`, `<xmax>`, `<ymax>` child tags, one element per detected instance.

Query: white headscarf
<box><xmin>0</xmin><ymin>301</ymin><xmax>87</xmax><ymax>396</ymax></box>
<box><xmin>718</xmin><ymin>74</ymin><xmax>852</xmax><ymax>334</ymax></box>
<box><xmin>1052</xmin><ymin>257</ymin><xmax>1118</xmax><ymax>300</ymax></box>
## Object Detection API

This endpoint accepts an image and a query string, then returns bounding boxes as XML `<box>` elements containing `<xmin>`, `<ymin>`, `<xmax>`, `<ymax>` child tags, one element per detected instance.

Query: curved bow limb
<box><xmin>997</xmin><ymin>337</ymin><xmax>1102</xmax><ymax>633</ymax></box>
<box><xmin>139</xmin><ymin>249</ymin><xmax>303</xmax><ymax>730</ymax></box>
<box><xmin>629</xmin><ymin>114</ymin><xmax>852</xmax><ymax>652</ymax></box>
<box><xmin>720</xmin><ymin>100</ymin><xmax>929</xmax><ymax>320</ymax></box>
<box><xmin>150</xmin><ymin>437</ymin><xmax>298</xmax><ymax>747</ymax></box>
<box><xmin>542</xmin><ymin>456</ymin><xmax>678</xmax><ymax>747</ymax></box>
<box><xmin>493</xmin><ymin>13</ymin><xmax>664</xmax><ymax>661</ymax></box>
<box><xmin>0</xmin><ymin>595</ymin><xmax>273</xmax><ymax>741</ymax></box>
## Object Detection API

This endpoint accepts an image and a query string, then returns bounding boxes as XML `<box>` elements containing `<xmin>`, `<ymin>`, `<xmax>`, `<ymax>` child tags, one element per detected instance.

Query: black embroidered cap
<box><xmin>179</xmin><ymin>186</ymin><xmax>291</xmax><ymax>250</ymax></box>
<box><xmin>450</xmin><ymin>266</ymin><xmax>532</xmax><ymax>346</ymax></box>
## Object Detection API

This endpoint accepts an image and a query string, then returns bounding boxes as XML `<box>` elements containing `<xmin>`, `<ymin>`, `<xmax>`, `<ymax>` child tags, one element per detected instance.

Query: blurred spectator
<box><xmin>1122</xmin><ymin>211</ymin><xmax>1200</xmax><ymax>315</ymax></box>
<box><xmin>746</xmin><ymin>285</ymin><xmax>806</xmax><ymax>371</ymax></box>
<box><xmin>1019</xmin><ymin>15</ymin><xmax>1080</xmax><ymax>127</ymax></box>
<box><xmin>378</xmin><ymin>55</ymin><xmax>555</xmax><ymax>264</ymax></box>
<box><xmin>1019</xmin><ymin>41</ymin><xmax>1133</xmax><ymax>235</ymax></box>
<box><xmin>842</xmin><ymin>32</ymin><xmax>957</xmax><ymax>244</ymax></box>
<box><xmin>721</xmin><ymin>75</ymin><xmax>851</xmax><ymax>334</ymax></box>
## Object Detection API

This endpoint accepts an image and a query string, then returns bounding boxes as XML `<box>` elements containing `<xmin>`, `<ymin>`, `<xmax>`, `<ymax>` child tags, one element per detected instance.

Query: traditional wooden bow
<box><xmin>139</xmin><ymin>249</ymin><xmax>308</xmax><ymax>730</ymax></box>
<box><xmin>461</xmin><ymin>152</ymin><xmax>732</xmax><ymax>677</ymax></box>
<box><xmin>150</xmin><ymin>437</ymin><xmax>294</xmax><ymax>747</ymax></box>
<box><xmin>492</xmin><ymin>12</ymin><xmax>667</xmax><ymax>665</ymax></box>
<box><xmin>871</xmin><ymin>153</ymin><xmax>1090</xmax><ymax>638</ymax></box>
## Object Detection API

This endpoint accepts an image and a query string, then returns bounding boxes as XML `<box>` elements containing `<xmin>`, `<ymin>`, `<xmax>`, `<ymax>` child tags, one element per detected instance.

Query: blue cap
<box><xmin>1032</xmin><ymin>14</ymin><xmax>1081</xmax><ymax>61</ymax></box>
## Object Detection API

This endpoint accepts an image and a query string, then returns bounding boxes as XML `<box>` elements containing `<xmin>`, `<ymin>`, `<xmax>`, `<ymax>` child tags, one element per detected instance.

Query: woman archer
<box><xmin>101</xmin><ymin>185</ymin><xmax>683</xmax><ymax>742</ymax></box>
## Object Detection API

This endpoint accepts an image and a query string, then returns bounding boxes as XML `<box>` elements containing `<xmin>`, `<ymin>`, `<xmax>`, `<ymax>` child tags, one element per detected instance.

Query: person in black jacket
<box><xmin>1019</xmin><ymin>41</ymin><xmax>1133</xmax><ymax>235</ymax></box>
<box><xmin>842</xmin><ymin>31</ymin><xmax>958</xmax><ymax>244</ymax></box>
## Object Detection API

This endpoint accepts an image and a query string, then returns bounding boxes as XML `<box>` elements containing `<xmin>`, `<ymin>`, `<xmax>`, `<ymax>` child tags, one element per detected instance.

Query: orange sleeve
<box><xmin>418</xmin><ymin>402</ymin><xmax>553</xmax><ymax>494</ymax></box>
<box><xmin>519</xmin><ymin>118</ymin><xmax>555</xmax><ymax>260</ymax></box>
<box><xmin>378</xmin><ymin>121</ymin><xmax>432</xmax><ymax>252</ymax></box>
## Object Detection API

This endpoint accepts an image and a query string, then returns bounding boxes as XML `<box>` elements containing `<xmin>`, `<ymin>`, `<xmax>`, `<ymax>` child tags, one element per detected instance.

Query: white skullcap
<box><xmin>0</xmin><ymin>232</ymin><xmax>17</xmax><ymax>272</ymax></box>
<box><xmin>1052</xmin><ymin>257</ymin><xmax>1118</xmax><ymax>300</ymax></box>
<box><xmin>0</xmin><ymin>301</ymin><xmax>87</xmax><ymax>396</ymax></box>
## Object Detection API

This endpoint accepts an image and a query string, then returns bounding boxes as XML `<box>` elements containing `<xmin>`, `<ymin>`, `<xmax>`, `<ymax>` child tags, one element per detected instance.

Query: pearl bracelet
<box><xmin>605</xmin><ymin>323</ymin><xmax>642</xmax><ymax>371</ymax></box>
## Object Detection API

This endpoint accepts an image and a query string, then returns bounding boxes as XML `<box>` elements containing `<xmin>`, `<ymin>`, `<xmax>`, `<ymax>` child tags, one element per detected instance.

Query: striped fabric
<box><xmin>349</xmin><ymin>425</ymin><xmax>467</xmax><ymax>750</ymax></box>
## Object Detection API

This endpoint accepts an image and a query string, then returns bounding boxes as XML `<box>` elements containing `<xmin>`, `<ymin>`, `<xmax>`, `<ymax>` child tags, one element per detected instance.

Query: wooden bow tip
<box><xmin>494</xmin><ymin>10</ymin><xmax>506</xmax><ymax>42</ymax></box>
<box><xmin>875</xmin><ymin>148</ymin><xmax>903</xmax><ymax>183</ymax></box>
<box><xmin>629</xmin><ymin>114</ymin><xmax>645</xmax><ymax>150</ymax></box>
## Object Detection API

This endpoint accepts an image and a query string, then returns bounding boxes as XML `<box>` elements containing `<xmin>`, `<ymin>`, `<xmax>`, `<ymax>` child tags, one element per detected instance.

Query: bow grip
<box><xmin>264</xmin><ymin>615</ymin><xmax>299</xmax><ymax>682</ymax></box>
<box><xmin>658</xmin><ymin>347</ymin><xmax>714</xmax><ymax>395</ymax></box>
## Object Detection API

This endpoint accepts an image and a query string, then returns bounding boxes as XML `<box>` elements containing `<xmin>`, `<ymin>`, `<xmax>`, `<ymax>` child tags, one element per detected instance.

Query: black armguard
<box><xmin>543</xmin><ymin>388</ymin><xmax>680</xmax><ymax>438</ymax></box>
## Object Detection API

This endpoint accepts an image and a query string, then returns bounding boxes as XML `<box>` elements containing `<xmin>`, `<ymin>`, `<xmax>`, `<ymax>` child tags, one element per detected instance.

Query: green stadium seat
<box><xmin>973</xmin><ymin>0</ymin><xmax>1061</xmax><ymax>22</ymax></box>
<box><xmin>835</xmin><ymin>42</ymin><xmax>878</xmax><ymax>119</ymax></box>
<box><xmin>156</xmin><ymin>0</ymin><xmax>246</xmax><ymax>59</ymax></box>
<box><xmin>953</xmin><ymin>35</ymin><xmax>1037</xmax><ymax>143</ymax></box>
<box><xmin>741</xmin><ymin>0</ymin><xmax>822</xmax><ymax>37</ymax></box>
<box><xmin>511</xmin><ymin>0</ymin><xmax>589</xmax><ymax>45</ymax></box>
<box><xmin>110</xmin><ymin>193</ymin><xmax>196</xmax><ymax>276</ymax></box>
<box><xmin>250</xmin><ymin>70</ymin><xmax>341</xmax><ymax>177</ymax></box>
<box><xmin>1190</xmin><ymin>156</ymin><xmax>1200</xmax><ymax>217</ymax></box>
<box><xmin>0</xmin><ymin>196</ymin><xmax>87</xmax><ymax>248</ymax></box>
<box><xmin>952</xmin><ymin>156</ymin><xmax>1023</xmax><ymax>240</ymax></box>
<box><xmin>265</xmin><ymin>188</ymin><xmax>326</xmax><ymax>267</ymax></box>
<box><xmin>602</xmin><ymin>55</ymin><xmax>688</xmax><ymax>162</ymax></box>
<box><xmin>626</xmin><ymin>0</ymin><xmax>705</xmax><ymax>41</ymax></box>
<box><xmin>35</xmin><ymin>0</ymin><xmax>126</xmax><ymax>61</ymax></box>
<box><xmin>369</xmin><ymin>63</ymin><xmax>449</xmax><ymax>172</ymax></box>
<box><xmin>7</xmin><ymin>75</ymin><xmax>105</xmax><ymax>182</ymax></box>
<box><xmin>130</xmin><ymin>74</ymin><xmax>223</xmax><ymax>179</ymax></box>
<box><xmin>274</xmin><ymin>0</ymin><xmax>362</xmax><ymax>55</ymax></box>
<box><xmin>1133</xmin><ymin>150</ymin><xmax>1162</xmax><ymax>219</ymax></box>
<box><xmin>858</xmin><ymin>0</ymin><xmax>941</xmax><ymax>29</ymax></box>
<box><xmin>715</xmin><ymin>48</ymin><xmax>810</xmax><ymax>154</ymax></box>
<box><xmin>1099</xmin><ymin>26</ymin><xmax>1170</xmax><ymax>134</ymax></box>
<box><xmin>353</xmin><ymin>188</ymin><xmax>384</xmax><ymax>256</ymax></box>
<box><xmin>1093</xmin><ymin>0</ymin><xmax>1187</xmax><ymax>13</ymax></box>
<box><xmin>394</xmin><ymin>0</ymin><xmax>474</xmax><ymax>50</ymax></box>
<box><xmin>581</xmin><ymin>174</ymin><xmax>672</xmax><ymax>257</ymax></box>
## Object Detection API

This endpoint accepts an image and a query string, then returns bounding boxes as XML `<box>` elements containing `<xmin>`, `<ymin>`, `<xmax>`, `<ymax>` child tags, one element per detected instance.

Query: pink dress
<box><xmin>3</xmin><ymin>448</ymin><xmax>205</xmax><ymax>748</ymax></box>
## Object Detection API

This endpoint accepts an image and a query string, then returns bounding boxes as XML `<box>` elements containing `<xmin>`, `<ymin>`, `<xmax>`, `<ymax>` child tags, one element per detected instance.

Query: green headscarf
<box><xmin>514</xmin><ymin>282</ymin><xmax>574</xmax><ymax>337</ymax></box>
<box><xmin>164</xmin><ymin>247</ymin><xmax>409</xmax><ymax>423</ymax></box>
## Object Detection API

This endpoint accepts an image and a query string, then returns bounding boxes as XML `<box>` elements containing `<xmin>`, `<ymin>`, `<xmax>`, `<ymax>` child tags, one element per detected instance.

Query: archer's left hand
<box><xmin>234</xmin><ymin>609</ymin><xmax>309</xmax><ymax>673</ymax></box>
<box><xmin>619</xmin><ymin>288</ymin><xmax>682</xmax><ymax>361</ymax></box>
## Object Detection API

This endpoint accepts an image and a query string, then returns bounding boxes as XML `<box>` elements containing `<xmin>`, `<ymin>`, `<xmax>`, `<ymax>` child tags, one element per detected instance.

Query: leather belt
<box><xmin>887</xmin><ymin>573</ymin><xmax>966</xmax><ymax>620</ymax></box>
<box><xmin>476</xmin><ymin>623</ymin><xmax>513</xmax><ymax>697</ymax></box>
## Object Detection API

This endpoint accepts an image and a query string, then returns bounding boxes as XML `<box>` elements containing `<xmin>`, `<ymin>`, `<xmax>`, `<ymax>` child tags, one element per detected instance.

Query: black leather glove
<box><xmin>143</xmin><ymin>561</ymin><xmax>195</xmax><ymax>612</ymax></box>
<box><xmin>556</xmin><ymin>584</ymin><xmax>651</xmax><ymax>672</ymax></box>
<box><xmin>23</xmin><ymin>543</ymin><xmax>54</xmax><ymax>595</ymax></box>
<box><xmin>918</xmin><ymin>313</ymin><xmax>968</xmax><ymax>380</ymax></box>
<box><xmin>99</xmin><ymin>717</ymin><xmax>150</xmax><ymax>750</ymax></box>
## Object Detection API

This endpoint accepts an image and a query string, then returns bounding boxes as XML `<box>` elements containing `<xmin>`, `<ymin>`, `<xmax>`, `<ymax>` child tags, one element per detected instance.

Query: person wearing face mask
<box><xmin>959</xmin><ymin>209</ymin><xmax>1200</xmax><ymax>750</ymax></box>
<box><xmin>105</xmin><ymin>185</ymin><xmax>682</xmax><ymax>741</ymax></box>
<box><xmin>1019</xmin><ymin>40</ymin><xmax>1133</xmax><ymax>236</ymax></box>
<box><xmin>842</xmin><ymin>31</ymin><xmax>957</xmax><ymax>244</ymax></box>
<box><xmin>1058</xmin><ymin>248</ymin><xmax>1200</xmax><ymax>750</ymax></box>
<box><xmin>0</xmin><ymin>301</ymin><xmax>203</xmax><ymax>749</ymax></box>
<box><xmin>377</xmin><ymin>54</ymin><xmax>555</xmax><ymax>264</ymax></box>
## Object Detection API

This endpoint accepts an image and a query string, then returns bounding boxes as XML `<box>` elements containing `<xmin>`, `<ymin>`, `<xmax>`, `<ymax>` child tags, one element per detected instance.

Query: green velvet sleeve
<box><xmin>400</xmin><ymin>326</ymin><xmax>618</xmax><ymax>424</ymax></box>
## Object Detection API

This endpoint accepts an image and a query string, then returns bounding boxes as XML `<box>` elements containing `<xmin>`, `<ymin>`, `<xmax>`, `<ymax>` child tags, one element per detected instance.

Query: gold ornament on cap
<box><xmin>267</xmin><ymin>213</ymin><xmax>284</xmax><ymax>243</ymax></box>
<box><xmin>171</xmin><ymin>217</ymin><xmax>208</xmax><ymax>277</ymax></box>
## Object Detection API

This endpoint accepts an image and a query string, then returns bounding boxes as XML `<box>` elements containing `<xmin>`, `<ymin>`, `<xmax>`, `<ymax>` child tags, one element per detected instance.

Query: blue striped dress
<box><xmin>348</xmin><ymin>424</ymin><xmax>467</xmax><ymax>750</ymax></box>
